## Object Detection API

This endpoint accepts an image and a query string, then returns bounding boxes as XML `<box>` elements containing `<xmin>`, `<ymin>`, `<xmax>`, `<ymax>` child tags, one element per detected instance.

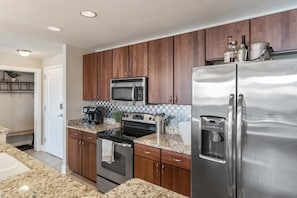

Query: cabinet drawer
<box><xmin>82</xmin><ymin>132</ymin><xmax>97</xmax><ymax>144</ymax></box>
<box><xmin>161</xmin><ymin>150</ymin><xmax>191</xmax><ymax>170</ymax></box>
<box><xmin>135</xmin><ymin>144</ymin><xmax>160</xmax><ymax>161</ymax></box>
<box><xmin>69</xmin><ymin>129</ymin><xmax>82</xmax><ymax>140</ymax></box>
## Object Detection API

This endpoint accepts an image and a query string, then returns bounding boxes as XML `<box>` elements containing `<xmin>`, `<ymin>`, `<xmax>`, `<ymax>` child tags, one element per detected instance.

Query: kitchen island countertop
<box><xmin>104</xmin><ymin>178</ymin><xmax>188</xmax><ymax>198</ymax></box>
<box><xmin>0</xmin><ymin>143</ymin><xmax>103</xmax><ymax>198</ymax></box>
<box><xmin>134</xmin><ymin>133</ymin><xmax>191</xmax><ymax>155</ymax></box>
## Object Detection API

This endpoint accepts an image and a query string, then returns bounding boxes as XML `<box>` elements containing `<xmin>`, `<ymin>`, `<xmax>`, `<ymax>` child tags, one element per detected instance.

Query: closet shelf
<box><xmin>0</xmin><ymin>81</ymin><xmax>34</xmax><ymax>93</ymax></box>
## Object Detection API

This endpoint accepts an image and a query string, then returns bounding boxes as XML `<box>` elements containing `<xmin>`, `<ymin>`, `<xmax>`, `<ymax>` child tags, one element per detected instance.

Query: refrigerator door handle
<box><xmin>227</xmin><ymin>94</ymin><xmax>235</xmax><ymax>198</ymax></box>
<box><xmin>237</xmin><ymin>94</ymin><xmax>244</xmax><ymax>198</ymax></box>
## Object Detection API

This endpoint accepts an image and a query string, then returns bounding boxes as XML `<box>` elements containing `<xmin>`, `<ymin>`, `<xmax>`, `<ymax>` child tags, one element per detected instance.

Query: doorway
<box><xmin>43</xmin><ymin>66</ymin><xmax>63</xmax><ymax>158</ymax></box>
<box><xmin>0</xmin><ymin>65</ymin><xmax>42</xmax><ymax>151</ymax></box>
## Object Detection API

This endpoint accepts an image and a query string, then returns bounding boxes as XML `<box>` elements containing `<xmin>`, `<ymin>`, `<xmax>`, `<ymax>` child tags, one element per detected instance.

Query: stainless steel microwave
<box><xmin>110</xmin><ymin>77</ymin><xmax>147</xmax><ymax>106</ymax></box>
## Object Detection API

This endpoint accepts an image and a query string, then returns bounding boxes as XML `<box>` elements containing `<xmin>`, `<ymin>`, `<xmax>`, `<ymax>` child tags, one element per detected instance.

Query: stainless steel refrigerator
<box><xmin>191</xmin><ymin>59</ymin><xmax>297</xmax><ymax>198</ymax></box>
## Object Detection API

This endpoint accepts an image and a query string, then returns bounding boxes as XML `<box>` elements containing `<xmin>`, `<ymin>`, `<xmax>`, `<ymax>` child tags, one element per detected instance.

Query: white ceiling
<box><xmin>1</xmin><ymin>0</ymin><xmax>297</xmax><ymax>58</ymax></box>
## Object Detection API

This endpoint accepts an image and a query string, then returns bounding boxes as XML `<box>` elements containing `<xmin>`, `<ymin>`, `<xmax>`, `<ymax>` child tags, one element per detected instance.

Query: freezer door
<box><xmin>192</xmin><ymin>64</ymin><xmax>236</xmax><ymax>198</ymax></box>
<box><xmin>237</xmin><ymin>59</ymin><xmax>297</xmax><ymax>198</ymax></box>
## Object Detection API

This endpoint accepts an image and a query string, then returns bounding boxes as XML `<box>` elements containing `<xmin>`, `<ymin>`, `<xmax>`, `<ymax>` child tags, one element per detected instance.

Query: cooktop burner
<box><xmin>97</xmin><ymin>126</ymin><xmax>155</xmax><ymax>145</ymax></box>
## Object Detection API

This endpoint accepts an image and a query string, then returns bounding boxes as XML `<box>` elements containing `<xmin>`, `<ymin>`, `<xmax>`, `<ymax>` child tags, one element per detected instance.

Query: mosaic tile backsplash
<box><xmin>95</xmin><ymin>101</ymin><xmax>191</xmax><ymax>127</ymax></box>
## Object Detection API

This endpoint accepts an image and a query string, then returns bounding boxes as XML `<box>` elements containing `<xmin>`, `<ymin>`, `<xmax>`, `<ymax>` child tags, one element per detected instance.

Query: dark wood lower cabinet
<box><xmin>68</xmin><ymin>128</ymin><xmax>97</xmax><ymax>182</ymax></box>
<box><xmin>134</xmin><ymin>155</ymin><xmax>161</xmax><ymax>185</ymax></box>
<box><xmin>81</xmin><ymin>141</ymin><xmax>97</xmax><ymax>181</ymax></box>
<box><xmin>161</xmin><ymin>164</ymin><xmax>191</xmax><ymax>197</ymax></box>
<box><xmin>134</xmin><ymin>143</ymin><xmax>191</xmax><ymax>196</ymax></box>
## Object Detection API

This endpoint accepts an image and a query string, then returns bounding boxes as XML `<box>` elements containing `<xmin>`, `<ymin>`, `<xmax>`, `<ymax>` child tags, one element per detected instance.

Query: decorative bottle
<box><xmin>224</xmin><ymin>36</ymin><xmax>233</xmax><ymax>63</ymax></box>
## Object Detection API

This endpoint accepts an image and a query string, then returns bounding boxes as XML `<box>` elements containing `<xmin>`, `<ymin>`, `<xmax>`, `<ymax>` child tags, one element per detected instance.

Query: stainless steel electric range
<box><xmin>96</xmin><ymin>112</ymin><xmax>157</xmax><ymax>193</ymax></box>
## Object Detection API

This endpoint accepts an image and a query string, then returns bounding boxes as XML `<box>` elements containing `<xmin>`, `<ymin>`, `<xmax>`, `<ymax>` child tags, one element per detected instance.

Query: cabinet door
<box><xmin>251</xmin><ymin>9</ymin><xmax>297</xmax><ymax>52</ymax></box>
<box><xmin>82</xmin><ymin>141</ymin><xmax>97</xmax><ymax>182</ymax></box>
<box><xmin>174</xmin><ymin>31</ymin><xmax>198</xmax><ymax>105</ymax></box>
<box><xmin>83</xmin><ymin>53</ymin><xmax>98</xmax><ymax>100</ymax></box>
<box><xmin>148</xmin><ymin>37</ymin><xmax>174</xmax><ymax>104</ymax></box>
<box><xmin>113</xmin><ymin>46</ymin><xmax>129</xmax><ymax>78</ymax></box>
<box><xmin>129</xmin><ymin>42</ymin><xmax>148</xmax><ymax>77</ymax></box>
<box><xmin>205</xmin><ymin>20</ymin><xmax>250</xmax><ymax>61</ymax></box>
<box><xmin>68</xmin><ymin>136</ymin><xmax>81</xmax><ymax>174</ymax></box>
<box><xmin>134</xmin><ymin>155</ymin><xmax>161</xmax><ymax>185</ymax></box>
<box><xmin>161</xmin><ymin>164</ymin><xmax>191</xmax><ymax>197</ymax></box>
<box><xmin>97</xmin><ymin>50</ymin><xmax>113</xmax><ymax>101</ymax></box>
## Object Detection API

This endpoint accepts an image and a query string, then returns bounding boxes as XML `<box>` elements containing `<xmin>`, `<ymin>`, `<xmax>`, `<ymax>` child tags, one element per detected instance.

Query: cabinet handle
<box><xmin>172</xmin><ymin>158</ymin><xmax>182</xmax><ymax>162</ymax></box>
<box><xmin>174</xmin><ymin>96</ymin><xmax>177</xmax><ymax>103</ymax></box>
<box><xmin>87</xmin><ymin>137</ymin><xmax>92</xmax><ymax>139</ymax></box>
<box><xmin>125</xmin><ymin>72</ymin><xmax>127</xmax><ymax>76</ymax></box>
<box><xmin>169</xmin><ymin>96</ymin><xmax>172</xmax><ymax>102</ymax></box>
<box><xmin>128</xmin><ymin>71</ymin><xmax>131</xmax><ymax>76</ymax></box>
<box><xmin>74</xmin><ymin>133</ymin><xmax>77</xmax><ymax>136</ymax></box>
<box><xmin>79</xmin><ymin>140</ymin><xmax>81</xmax><ymax>145</ymax></box>
<box><xmin>156</xmin><ymin>163</ymin><xmax>159</xmax><ymax>173</ymax></box>
<box><xmin>161</xmin><ymin>164</ymin><xmax>164</xmax><ymax>175</ymax></box>
<box><xmin>143</xmin><ymin>151</ymin><xmax>151</xmax><ymax>154</ymax></box>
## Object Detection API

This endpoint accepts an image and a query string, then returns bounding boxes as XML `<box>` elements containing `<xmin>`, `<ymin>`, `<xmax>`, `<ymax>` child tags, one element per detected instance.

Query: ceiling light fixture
<box><xmin>47</xmin><ymin>26</ymin><xmax>62</xmax><ymax>32</ymax></box>
<box><xmin>80</xmin><ymin>10</ymin><xmax>97</xmax><ymax>18</ymax></box>
<box><xmin>17</xmin><ymin>49</ymin><xmax>32</xmax><ymax>57</ymax></box>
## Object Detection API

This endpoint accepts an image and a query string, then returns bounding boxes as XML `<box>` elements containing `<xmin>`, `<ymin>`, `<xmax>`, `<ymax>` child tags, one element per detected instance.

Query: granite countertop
<box><xmin>67</xmin><ymin>119</ymin><xmax>119</xmax><ymax>134</ymax></box>
<box><xmin>0</xmin><ymin>125</ymin><xmax>9</xmax><ymax>134</ymax></box>
<box><xmin>0</xmin><ymin>143</ymin><xmax>103</xmax><ymax>198</ymax></box>
<box><xmin>104</xmin><ymin>178</ymin><xmax>188</xmax><ymax>198</ymax></box>
<box><xmin>134</xmin><ymin>133</ymin><xmax>191</xmax><ymax>156</ymax></box>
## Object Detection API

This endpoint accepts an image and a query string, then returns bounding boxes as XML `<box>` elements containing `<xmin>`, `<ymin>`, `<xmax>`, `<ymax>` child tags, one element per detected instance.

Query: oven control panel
<box><xmin>122</xmin><ymin>112</ymin><xmax>156</xmax><ymax>124</ymax></box>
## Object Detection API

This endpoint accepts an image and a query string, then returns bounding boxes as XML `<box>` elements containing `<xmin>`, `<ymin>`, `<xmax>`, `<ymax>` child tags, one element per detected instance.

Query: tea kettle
<box><xmin>154</xmin><ymin>113</ymin><xmax>170</xmax><ymax>135</ymax></box>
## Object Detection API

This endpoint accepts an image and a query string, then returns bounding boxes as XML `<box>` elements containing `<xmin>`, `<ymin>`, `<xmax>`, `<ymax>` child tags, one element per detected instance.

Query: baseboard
<box><xmin>8</xmin><ymin>140</ymin><xmax>32</xmax><ymax>147</ymax></box>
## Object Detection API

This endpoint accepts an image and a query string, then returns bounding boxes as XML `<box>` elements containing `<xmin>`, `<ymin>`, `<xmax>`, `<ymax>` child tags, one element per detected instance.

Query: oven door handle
<box><xmin>113</xmin><ymin>141</ymin><xmax>132</xmax><ymax>148</ymax></box>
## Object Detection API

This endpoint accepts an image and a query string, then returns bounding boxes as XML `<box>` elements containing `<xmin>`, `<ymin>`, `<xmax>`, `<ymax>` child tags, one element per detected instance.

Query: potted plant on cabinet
<box><xmin>4</xmin><ymin>71</ymin><xmax>19</xmax><ymax>82</ymax></box>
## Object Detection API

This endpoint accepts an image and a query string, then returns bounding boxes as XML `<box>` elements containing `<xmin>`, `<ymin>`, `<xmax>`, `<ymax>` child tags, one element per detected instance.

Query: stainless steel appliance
<box><xmin>96</xmin><ymin>112</ymin><xmax>156</xmax><ymax>193</ymax></box>
<box><xmin>192</xmin><ymin>59</ymin><xmax>297</xmax><ymax>198</ymax></box>
<box><xmin>110</xmin><ymin>77</ymin><xmax>147</xmax><ymax>106</ymax></box>
<box><xmin>83</xmin><ymin>106</ymin><xmax>104</xmax><ymax>125</ymax></box>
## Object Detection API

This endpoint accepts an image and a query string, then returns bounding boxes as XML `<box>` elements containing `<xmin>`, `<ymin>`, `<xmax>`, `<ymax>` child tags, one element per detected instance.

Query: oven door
<box><xmin>96</xmin><ymin>138</ymin><xmax>133</xmax><ymax>184</ymax></box>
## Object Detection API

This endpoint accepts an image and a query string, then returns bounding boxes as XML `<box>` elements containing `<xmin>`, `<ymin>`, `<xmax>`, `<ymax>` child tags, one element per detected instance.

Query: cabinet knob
<box><xmin>169</xmin><ymin>96</ymin><xmax>172</xmax><ymax>102</ymax></box>
<box><xmin>174</xmin><ymin>96</ymin><xmax>177</xmax><ymax>103</ymax></box>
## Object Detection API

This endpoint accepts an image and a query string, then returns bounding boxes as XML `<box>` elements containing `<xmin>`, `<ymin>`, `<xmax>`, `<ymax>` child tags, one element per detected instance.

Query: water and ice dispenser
<box><xmin>200</xmin><ymin>116</ymin><xmax>226</xmax><ymax>163</ymax></box>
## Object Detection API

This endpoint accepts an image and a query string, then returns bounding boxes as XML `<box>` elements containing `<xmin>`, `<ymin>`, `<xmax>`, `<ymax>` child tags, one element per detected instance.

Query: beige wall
<box><xmin>43</xmin><ymin>54</ymin><xmax>63</xmax><ymax>68</ymax></box>
<box><xmin>0</xmin><ymin>53</ymin><xmax>42</xmax><ymax>68</ymax></box>
<box><xmin>64</xmin><ymin>45</ymin><xmax>93</xmax><ymax>120</ymax></box>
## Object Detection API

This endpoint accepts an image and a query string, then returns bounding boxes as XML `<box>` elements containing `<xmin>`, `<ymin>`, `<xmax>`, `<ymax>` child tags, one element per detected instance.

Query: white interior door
<box><xmin>44</xmin><ymin>66</ymin><xmax>63</xmax><ymax>158</ymax></box>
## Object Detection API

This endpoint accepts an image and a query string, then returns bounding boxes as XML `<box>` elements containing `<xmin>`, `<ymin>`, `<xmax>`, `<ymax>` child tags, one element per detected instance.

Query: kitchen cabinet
<box><xmin>129</xmin><ymin>42</ymin><xmax>148</xmax><ymax>77</ymax></box>
<box><xmin>205</xmin><ymin>20</ymin><xmax>250</xmax><ymax>61</ymax></box>
<box><xmin>174</xmin><ymin>31</ymin><xmax>201</xmax><ymax>105</ymax></box>
<box><xmin>148</xmin><ymin>31</ymin><xmax>205</xmax><ymax>105</ymax></box>
<box><xmin>148</xmin><ymin>37</ymin><xmax>174</xmax><ymax>104</ymax></box>
<box><xmin>250</xmin><ymin>9</ymin><xmax>297</xmax><ymax>52</ymax></box>
<box><xmin>83</xmin><ymin>50</ymin><xmax>113</xmax><ymax>101</ymax></box>
<box><xmin>112</xmin><ymin>42</ymin><xmax>148</xmax><ymax>78</ymax></box>
<box><xmin>83</xmin><ymin>53</ymin><xmax>97</xmax><ymax>100</ymax></box>
<box><xmin>134</xmin><ymin>144</ymin><xmax>191</xmax><ymax>196</ymax></box>
<box><xmin>113</xmin><ymin>46</ymin><xmax>129</xmax><ymax>78</ymax></box>
<box><xmin>68</xmin><ymin>128</ymin><xmax>97</xmax><ymax>181</ymax></box>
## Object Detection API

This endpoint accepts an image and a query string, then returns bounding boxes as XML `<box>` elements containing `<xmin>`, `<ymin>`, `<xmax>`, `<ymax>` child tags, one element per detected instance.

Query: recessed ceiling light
<box><xmin>47</xmin><ymin>26</ymin><xmax>62</xmax><ymax>32</ymax></box>
<box><xmin>80</xmin><ymin>10</ymin><xmax>97</xmax><ymax>18</ymax></box>
<box><xmin>17</xmin><ymin>49</ymin><xmax>32</xmax><ymax>57</ymax></box>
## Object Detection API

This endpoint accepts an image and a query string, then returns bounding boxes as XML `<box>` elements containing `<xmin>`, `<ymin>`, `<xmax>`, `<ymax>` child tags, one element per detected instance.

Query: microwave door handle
<box><xmin>132</xmin><ymin>84</ymin><xmax>135</xmax><ymax>105</ymax></box>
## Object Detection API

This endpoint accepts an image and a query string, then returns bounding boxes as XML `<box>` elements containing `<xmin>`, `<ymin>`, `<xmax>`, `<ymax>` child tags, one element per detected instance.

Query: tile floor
<box><xmin>24</xmin><ymin>149</ymin><xmax>98</xmax><ymax>191</ymax></box>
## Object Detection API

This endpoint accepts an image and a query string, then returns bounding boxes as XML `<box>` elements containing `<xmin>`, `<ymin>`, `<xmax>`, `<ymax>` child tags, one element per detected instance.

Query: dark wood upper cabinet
<box><xmin>83</xmin><ymin>53</ymin><xmax>97</xmax><ymax>100</ymax></box>
<box><xmin>97</xmin><ymin>50</ymin><xmax>113</xmax><ymax>101</ymax></box>
<box><xmin>205</xmin><ymin>20</ymin><xmax>250</xmax><ymax>61</ymax></box>
<box><xmin>129</xmin><ymin>42</ymin><xmax>148</xmax><ymax>77</ymax></box>
<box><xmin>148</xmin><ymin>37</ymin><xmax>174</xmax><ymax>104</ymax></box>
<box><xmin>174</xmin><ymin>31</ymin><xmax>199</xmax><ymax>105</ymax></box>
<box><xmin>112</xmin><ymin>46</ymin><xmax>129</xmax><ymax>78</ymax></box>
<box><xmin>250</xmin><ymin>9</ymin><xmax>297</xmax><ymax>52</ymax></box>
